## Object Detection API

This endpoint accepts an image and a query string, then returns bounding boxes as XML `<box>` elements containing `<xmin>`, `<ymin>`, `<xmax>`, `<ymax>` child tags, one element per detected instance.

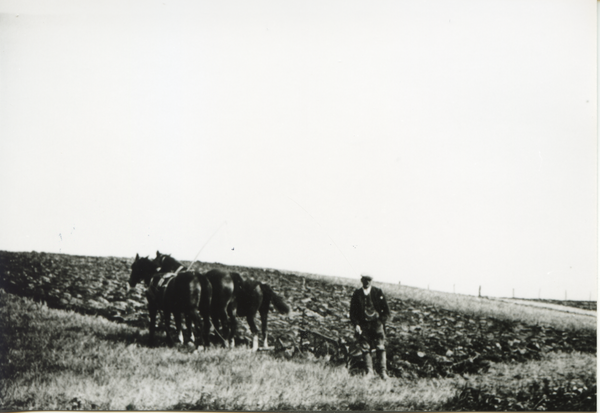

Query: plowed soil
<box><xmin>0</xmin><ymin>250</ymin><xmax>595</xmax><ymax>379</ymax></box>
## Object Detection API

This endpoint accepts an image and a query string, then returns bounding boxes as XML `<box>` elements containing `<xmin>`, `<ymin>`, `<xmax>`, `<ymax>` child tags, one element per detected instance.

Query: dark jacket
<box><xmin>350</xmin><ymin>286</ymin><xmax>390</xmax><ymax>326</ymax></box>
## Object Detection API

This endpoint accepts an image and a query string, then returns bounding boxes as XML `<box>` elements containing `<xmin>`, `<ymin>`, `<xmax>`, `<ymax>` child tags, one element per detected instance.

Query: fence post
<box><xmin>478</xmin><ymin>286</ymin><xmax>481</xmax><ymax>297</ymax></box>
<box><xmin>512</xmin><ymin>288</ymin><xmax>515</xmax><ymax>298</ymax></box>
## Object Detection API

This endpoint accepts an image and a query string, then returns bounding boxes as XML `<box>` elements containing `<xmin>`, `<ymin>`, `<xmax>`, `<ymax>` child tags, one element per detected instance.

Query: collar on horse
<box><xmin>156</xmin><ymin>254</ymin><xmax>185</xmax><ymax>274</ymax></box>
<box><xmin>156</xmin><ymin>272</ymin><xmax>176</xmax><ymax>288</ymax></box>
<box><xmin>156</xmin><ymin>265</ymin><xmax>185</xmax><ymax>274</ymax></box>
<box><xmin>147</xmin><ymin>272</ymin><xmax>177</xmax><ymax>303</ymax></box>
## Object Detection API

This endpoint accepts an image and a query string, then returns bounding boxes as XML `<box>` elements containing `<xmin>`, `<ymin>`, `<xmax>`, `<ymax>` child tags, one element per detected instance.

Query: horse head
<box><xmin>129</xmin><ymin>253</ymin><xmax>158</xmax><ymax>290</ymax></box>
<box><xmin>154</xmin><ymin>251</ymin><xmax>185</xmax><ymax>273</ymax></box>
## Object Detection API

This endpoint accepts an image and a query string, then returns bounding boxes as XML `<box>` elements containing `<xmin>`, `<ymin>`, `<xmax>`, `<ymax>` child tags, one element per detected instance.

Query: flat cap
<box><xmin>360</xmin><ymin>274</ymin><xmax>373</xmax><ymax>281</ymax></box>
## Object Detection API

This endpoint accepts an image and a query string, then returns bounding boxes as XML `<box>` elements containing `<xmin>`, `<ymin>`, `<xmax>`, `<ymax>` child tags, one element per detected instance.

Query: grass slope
<box><xmin>0</xmin><ymin>290</ymin><xmax>595</xmax><ymax>411</ymax></box>
<box><xmin>0</xmin><ymin>250</ymin><xmax>596</xmax><ymax>410</ymax></box>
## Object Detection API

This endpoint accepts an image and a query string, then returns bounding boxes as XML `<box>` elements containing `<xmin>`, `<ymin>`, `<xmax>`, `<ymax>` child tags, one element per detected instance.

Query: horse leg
<box><xmin>246</xmin><ymin>314</ymin><xmax>259</xmax><ymax>352</ymax></box>
<box><xmin>202</xmin><ymin>314</ymin><xmax>211</xmax><ymax>348</ymax></box>
<box><xmin>186</xmin><ymin>308</ymin><xmax>204</xmax><ymax>350</ymax></box>
<box><xmin>184</xmin><ymin>313</ymin><xmax>194</xmax><ymax>344</ymax></box>
<box><xmin>209</xmin><ymin>309</ymin><xmax>226</xmax><ymax>348</ymax></box>
<box><xmin>260</xmin><ymin>309</ymin><xmax>269</xmax><ymax>348</ymax></box>
<box><xmin>148</xmin><ymin>304</ymin><xmax>158</xmax><ymax>347</ymax></box>
<box><xmin>164</xmin><ymin>310</ymin><xmax>174</xmax><ymax>346</ymax></box>
<box><xmin>229</xmin><ymin>319</ymin><xmax>236</xmax><ymax>349</ymax></box>
<box><xmin>219</xmin><ymin>308</ymin><xmax>231</xmax><ymax>348</ymax></box>
<box><xmin>211</xmin><ymin>315</ymin><xmax>221</xmax><ymax>346</ymax></box>
<box><xmin>227</xmin><ymin>305</ymin><xmax>238</xmax><ymax>349</ymax></box>
<box><xmin>194</xmin><ymin>310</ymin><xmax>210</xmax><ymax>350</ymax></box>
<box><xmin>173</xmin><ymin>312</ymin><xmax>184</xmax><ymax>345</ymax></box>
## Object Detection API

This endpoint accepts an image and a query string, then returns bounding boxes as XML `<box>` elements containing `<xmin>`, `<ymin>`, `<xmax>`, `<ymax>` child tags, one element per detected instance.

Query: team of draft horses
<box><xmin>127</xmin><ymin>251</ymin><xmax>290</xmax><ymax>352</ymax></box>
<box><xmin>128</xmin><ymin>252</ymin><xmax>390</xmax><ymax>379</ymax></box>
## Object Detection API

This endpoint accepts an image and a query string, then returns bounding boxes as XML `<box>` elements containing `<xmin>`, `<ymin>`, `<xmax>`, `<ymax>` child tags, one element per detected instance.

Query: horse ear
<box><xmin>156</xmin><ymin>250</ymin><xmax>160</xmax><ymax>257</ymax></box>
<box><xmin>135</xmin><ymin>253</ymin><xmax>139</xmax><ymax>260</ymax></box>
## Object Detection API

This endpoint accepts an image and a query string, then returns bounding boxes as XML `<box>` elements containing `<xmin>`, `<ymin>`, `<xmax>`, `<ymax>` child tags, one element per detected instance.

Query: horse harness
<box><xmin>155</xmin><ymin>255</ymin><xmax>186</xmax><ymax>274</ymax></box>
<box><xmin>146</xmin><ymin>272</ymin><xmax>177</xmax><ymax>307</ymax></box>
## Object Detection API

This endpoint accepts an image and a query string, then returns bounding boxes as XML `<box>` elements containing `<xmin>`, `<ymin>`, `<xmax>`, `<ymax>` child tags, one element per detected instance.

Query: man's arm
<box><xmin>349</xmin><ymin>289</ymin><xmax>359</xmax><ymax>326</ymax></box>
<box><xmin>350</xmin><ymin>291</ymin><xmax>363</xmax><ymax>334</ymax></box>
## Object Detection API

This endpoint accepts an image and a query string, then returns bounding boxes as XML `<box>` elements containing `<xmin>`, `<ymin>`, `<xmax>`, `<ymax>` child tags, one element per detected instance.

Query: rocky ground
<box><xmin>0</xmin><ymin>250</ymin><xmax>596</xmax><ymax>379</ymax></box>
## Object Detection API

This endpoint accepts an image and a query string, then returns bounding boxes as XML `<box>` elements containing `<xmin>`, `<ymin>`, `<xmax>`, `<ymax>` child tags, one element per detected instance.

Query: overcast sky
<box><xmin>0</xmin><ymin>0</ymin><xmax>597</xmax><ymax>300</ymax></box>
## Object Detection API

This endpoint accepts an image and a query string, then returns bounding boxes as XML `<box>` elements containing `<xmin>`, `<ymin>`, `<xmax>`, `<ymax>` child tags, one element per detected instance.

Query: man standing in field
<box><xmin>350</xmin><ymin>274</ymin><xmax>390</xmax><ymax>379</ymax></box>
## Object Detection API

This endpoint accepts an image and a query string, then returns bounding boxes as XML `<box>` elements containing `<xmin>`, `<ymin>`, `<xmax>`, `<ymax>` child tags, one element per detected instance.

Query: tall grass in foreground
<box><xmin>1</xmin><ymin>290</ymin><xmax>595</xmax><ymax>411</ymax></box>
<box><xmin>305</xmin><ymin>273</ymin><xmax>596</xmax><ymax>331</ymax></box>
<box><xmin>443</xmin><ymin>352</ymin><xmax>596</xmax><ymax>411</ymax></box>
<box><xmin>0</xmin><ymin>291</ymin><xmax>455</xmax><ymax>410</ymax></box>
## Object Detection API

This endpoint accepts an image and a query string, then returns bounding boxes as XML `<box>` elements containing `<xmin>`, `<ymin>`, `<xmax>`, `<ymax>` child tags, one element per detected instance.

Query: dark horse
<box><xmin>155</xmin><ymin>251</ymin><xmax>290</xmax><ymax>351</ymax></box>
<box><xmin>128</xmin><ymin>254</ymin><xmax>210</xmax><ymax>348</ymax></box>
<box><xmin>154</xmin><ymin>251</ymin><xmax>236</xmax><ymax>348</ymax></box>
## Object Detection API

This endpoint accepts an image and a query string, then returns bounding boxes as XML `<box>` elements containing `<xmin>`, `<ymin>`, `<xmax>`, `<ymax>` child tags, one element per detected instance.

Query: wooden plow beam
<box><xmin>298</xmin><ymin>328</ymin><xmax>349</xmax><ymax>362</ymax></box>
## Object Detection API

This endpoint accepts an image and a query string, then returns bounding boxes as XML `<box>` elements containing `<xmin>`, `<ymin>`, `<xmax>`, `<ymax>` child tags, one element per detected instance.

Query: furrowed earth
<box><xmin>0</xmin><ymin>250</ymin><xmax>595</xmax><ymax>383</ymax></box>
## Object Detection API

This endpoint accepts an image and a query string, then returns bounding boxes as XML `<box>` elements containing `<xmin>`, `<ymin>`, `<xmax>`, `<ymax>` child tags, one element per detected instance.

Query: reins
<box><xmin>156</xmin><ymin>221</ymin><xmax>232</xmax><ymax>346</ymax></box>
<box><xmin>180</xmin><ymin>221</ymin><xmax>228</xmax><ymax>274</ymax></box>
<box><xmin>179</xmin><ymin>222</ymin><xmax>230</xmax><ymax>342</ymax></box>
<box><xmin>209</xmin><ymin>319</ymin><xmax>228</xmax><ymax>344</ymax></box>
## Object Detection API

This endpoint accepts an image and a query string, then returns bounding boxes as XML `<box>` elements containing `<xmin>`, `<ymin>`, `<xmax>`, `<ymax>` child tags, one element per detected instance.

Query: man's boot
<box><xmin>364</xmin><ymin>351</ymin><xmax>374</xmax><ymax>377</ymax></box>
<box><xmin>377</xmin><ymin>350</ymin><xmax>389</xmax><ymax>380</ymax></box>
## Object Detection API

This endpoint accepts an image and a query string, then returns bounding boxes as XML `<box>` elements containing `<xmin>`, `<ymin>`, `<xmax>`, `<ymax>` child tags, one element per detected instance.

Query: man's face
<box><xmin>361</xmin><ymin>278</ymin><xmax>372</xmax><ymax>289</ymax></box>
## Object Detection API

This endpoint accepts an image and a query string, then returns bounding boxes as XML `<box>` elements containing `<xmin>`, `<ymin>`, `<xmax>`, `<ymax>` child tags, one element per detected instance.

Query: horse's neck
<box><xmin>161</xmin><ymin>256</ymin><xmax>182</xmax><ymax>272</ymax></box>
<box><xmin>170</xmin><ymin>261</ymin><xmax>185</xmax><ymax>273</ymax></box>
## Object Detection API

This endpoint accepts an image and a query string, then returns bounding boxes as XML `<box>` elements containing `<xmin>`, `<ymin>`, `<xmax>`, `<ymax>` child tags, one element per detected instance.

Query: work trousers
<box><xmin>356</xmin><ymin>319</ymin><xmax>385</xmax><ymax>352</ymax></box>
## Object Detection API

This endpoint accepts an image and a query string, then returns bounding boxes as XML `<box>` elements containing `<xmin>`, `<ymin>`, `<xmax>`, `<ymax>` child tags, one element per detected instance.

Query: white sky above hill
<box><xmin>0</xmin><ymin>0</ymin><xmax>597</xmax><ymax>300</ymax></box>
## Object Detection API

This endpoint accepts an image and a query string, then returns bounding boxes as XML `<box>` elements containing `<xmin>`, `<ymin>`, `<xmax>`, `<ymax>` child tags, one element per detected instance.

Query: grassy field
<box><xmin>0</xmin><ymin>251</ymin><xmax>596</xmax><ymax>410</ymax></box>
<box><xmin>0</xmin><ymin>288</ymin><xmax>596</xmax><ymax>410</ymax></box>
<box><xmin>0</xmin><ymin>290</ymin><xmax>453</xmax><ymax>410</ymax></box>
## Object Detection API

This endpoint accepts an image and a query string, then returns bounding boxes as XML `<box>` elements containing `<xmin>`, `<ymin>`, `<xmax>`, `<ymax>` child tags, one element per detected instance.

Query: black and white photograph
<box><xmin>0</xmin><ymin>0</ymin><xmax>597</xmax><ymax>410</ymax></box>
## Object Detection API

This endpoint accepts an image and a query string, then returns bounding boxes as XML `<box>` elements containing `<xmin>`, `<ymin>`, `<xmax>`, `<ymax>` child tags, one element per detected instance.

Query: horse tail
<box><xmin>196</xmin><ymin>272</ymin><xmax>212</xmax><ymax>317</ymax></box>
<box><xmin>185</xmin><ymin>272</ymin><xmax>203</xmax><ymax>309</ymax></box>
<box><xmin>260</xmin><ymin>283</ymin><xmax>290</xmax><ymax>315</ymax></box>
